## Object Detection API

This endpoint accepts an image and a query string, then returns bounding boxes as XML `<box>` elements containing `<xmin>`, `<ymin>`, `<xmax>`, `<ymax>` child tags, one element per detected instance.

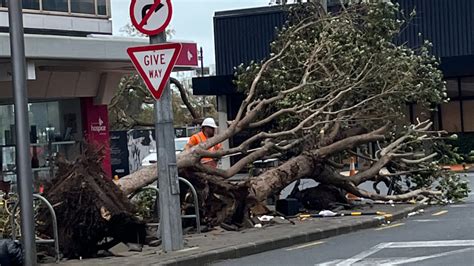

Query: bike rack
<box><xmin>178</xmin><ymin>177</ymin><xmax>201</xmax><ymax>234</ymax></box>
<box><xmin>129</xmin><ymin>177</ymin><xmax>201</xmax><ymax>233</ymax></box>
<box><xmin>11</xmin><ymin>194</ymin><xmax>60</xmax><ymax>263</ymax></box>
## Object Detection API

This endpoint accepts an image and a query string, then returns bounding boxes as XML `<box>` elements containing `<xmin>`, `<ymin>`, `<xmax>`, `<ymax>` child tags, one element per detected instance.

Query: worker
<box><xmin>185</xmin><ymin>117</ymin><xmax>222</xmax><ymax>168</ymax></box>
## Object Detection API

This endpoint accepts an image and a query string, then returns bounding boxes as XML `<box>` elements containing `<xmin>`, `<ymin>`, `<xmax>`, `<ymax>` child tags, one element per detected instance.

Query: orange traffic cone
<box><xmin>346</xmin><ymin>157</ymin><xmax>361</xmax><ymax>201</ymax></box>
<box><xmin>349</xmin><ymin>157</ymin><xmax>356</xmax><ymax>176</ymax></box>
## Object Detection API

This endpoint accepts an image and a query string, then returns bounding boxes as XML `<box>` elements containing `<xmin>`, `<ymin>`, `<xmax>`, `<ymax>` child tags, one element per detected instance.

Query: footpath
<box><xmin>43</xmin><ymin>202</ymin><xmax>426</xmax><ymax>266</ymax></box>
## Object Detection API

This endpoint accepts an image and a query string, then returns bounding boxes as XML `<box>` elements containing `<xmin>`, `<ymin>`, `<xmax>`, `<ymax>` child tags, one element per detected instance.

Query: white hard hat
<box><xmin>202</xmin><ymin>118</ymin><xmax>217</xmax><ymax>128</ymax></box>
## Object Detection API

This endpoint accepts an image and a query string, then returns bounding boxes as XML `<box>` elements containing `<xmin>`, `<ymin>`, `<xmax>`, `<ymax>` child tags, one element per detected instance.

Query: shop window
<box><xmin>0</xmin><ymin>102</ymin><xmax>61</xmax><ymax>145</ymax></box>
<box><xmin>461</xmin><ymin>77</ymin><xmax>474</xmax><ymax>97</ymax></box>
<box><xmin>441</xmin><ymin>101</ymin><xmax>462</xmax><ymax>132</ymax></box>
<box><xmin>29</xmin><ymin>102</ymin><xmax>61</xmax><ymax>142</ymax></box>
<box><xmin>463</xmin><ymin>100</ymin><xmax>474</xmax><ymax>132</ymax></box>
<box><xmin>23</xmin><ymin>0</ymin><xmax>40</xmax><ymax>10</ymax></box>
<box><xmin>446</xmin><ymin>79</ymin><xmax>459</xmax><ymax>98</ymax></box>
<box><xmin>43</xmin><ymin>0</ymin><xmax>68</xmax><ymax>12</ymax></box>
<box><xmin>97</xmin><ymin>0</ymin><xmax>107</xmax><ymax>15</ymax></box>
<box><xmin>71</xmin><ymin>0</ymin><xmax>95</xmax><ymax>14</ymax></box>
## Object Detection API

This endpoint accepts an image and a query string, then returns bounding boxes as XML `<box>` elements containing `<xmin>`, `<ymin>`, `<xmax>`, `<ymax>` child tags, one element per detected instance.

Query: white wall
<box><xmin>0</xmin><ymin>11</ymin><xmax>112</xmax><ymax>34</ymax></box>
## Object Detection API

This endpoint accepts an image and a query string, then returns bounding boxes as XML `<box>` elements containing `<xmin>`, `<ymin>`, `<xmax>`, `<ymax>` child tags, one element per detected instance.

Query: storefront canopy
<box><xmin>0</xmin><ymin>33</ymin><xmax>195</xmax><ymax>104</ymax></box>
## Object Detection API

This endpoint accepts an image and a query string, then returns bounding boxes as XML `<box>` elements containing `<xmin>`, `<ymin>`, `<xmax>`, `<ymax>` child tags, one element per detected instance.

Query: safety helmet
<box><xmin>202</xmin><ymin>118</ymin><xmax>217</xmax><ymax>128</ymax></box>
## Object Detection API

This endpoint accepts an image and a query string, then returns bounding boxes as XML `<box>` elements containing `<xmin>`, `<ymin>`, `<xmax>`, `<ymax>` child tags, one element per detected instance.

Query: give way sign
<box><xmin>130</xmin><ymin>0</ymin><xmax>173</xmax><ymax>36</ymax></box>
<box><xmin>127</xmin><ymin>43</ymin><xmax>182</xmax><ymax>100</ymax></box>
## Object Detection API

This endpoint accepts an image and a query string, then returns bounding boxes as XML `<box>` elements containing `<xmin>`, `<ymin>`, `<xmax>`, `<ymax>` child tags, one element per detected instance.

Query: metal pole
<box><xmin>7</xmin><ymin>1</ymin><xmax>37</xmax><ymax>265</ymax></box>
<box><xmin>199</xmin><ymin>47</ymin><xmax>204</xmax><ymax>77</ymax></box>
<box><xmin>199</xmin><ymin>47</ymin><xmax>206</xmax><ymax>117</ymax></box>
<box><xmin>150</xmin><ymin>33</ymin><xmax>183</xmax><ymax>251</ymax></box>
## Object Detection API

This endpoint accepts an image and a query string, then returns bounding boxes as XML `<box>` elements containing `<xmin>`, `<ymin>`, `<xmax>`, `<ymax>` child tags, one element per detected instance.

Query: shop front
<box><xmin>0</xmin><ymin>33</ymin><xmax>147</xmax><ymax>191</ymax></box>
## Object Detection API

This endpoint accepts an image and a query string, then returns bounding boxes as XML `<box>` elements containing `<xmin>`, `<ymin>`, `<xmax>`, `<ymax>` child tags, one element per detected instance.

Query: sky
<box><xmin>111</xmin><ymin>0</ymin><xmax>271</xmax><ymax>67</ymax></box>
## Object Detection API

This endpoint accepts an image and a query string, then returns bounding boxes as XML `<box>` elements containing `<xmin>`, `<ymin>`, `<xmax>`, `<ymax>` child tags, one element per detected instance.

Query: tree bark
<box><xmin>116</xmin><ymin>166</ymin><xmax>157</xmax><ymax>195</ymax></box>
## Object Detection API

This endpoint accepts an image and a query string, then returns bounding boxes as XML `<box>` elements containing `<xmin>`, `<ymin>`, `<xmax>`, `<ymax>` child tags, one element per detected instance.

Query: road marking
<box><xmin>432</xmin><ymin>210</ymin><xmax>448</xmax><ymax>216</ymax></box>
<box><xmin>380</xmin><ymin>247</ymin><xmax>474</xmax><ymax>265</ymax></box>
<box><xmin>450</xmin><ymin>204</ymin><xmax>469</xmax><ymax>208</ymax></box>
<box><xmin>319</xmin><ymin>240</ymin><xmax>474</xmax><ymax>266</ymax></box>
<box><xmin>374</xmin><ymin>223</ymin><xmax>404</xmax><ymax>231</ymax></box>
<box><xmin>387</xmin><ymin>240</ymin><xmax>474</xmax><ymax>248</ymax></box>
<box><xmin>286</xmin><ymin>241</ymin><xmax>324</xmax><ymax>251</ymax></box>
<box><xmin>413</xmin><ymin>219</ymin><xmax>439</xmax><ymax>223</ymax></box>
<box><xmin>335</xmin><ymin>242</ymin><xmax>392</xmax><ymax>266</ymax></box>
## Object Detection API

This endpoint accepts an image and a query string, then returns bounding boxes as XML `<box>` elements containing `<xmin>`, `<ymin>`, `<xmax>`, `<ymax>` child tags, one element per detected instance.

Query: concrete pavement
<box><xmin>42</xmin><ymin>173</ymin><xmax>473</xmax><ymax>266</ymax></box>
<box><xmin>214</xmin><ymin>174</ymin><xmax>474</xmax><ymax>266</ymax></box>
<box><xmin>43</xmin><ymin>203</ymin><xmax>425</xmax><ymax>266</ymax></box>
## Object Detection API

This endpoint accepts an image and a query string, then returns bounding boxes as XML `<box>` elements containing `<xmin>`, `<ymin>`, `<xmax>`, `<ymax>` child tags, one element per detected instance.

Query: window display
<box><xmin>0</xmin><ymin>100</ymin><xmax>81</xmax><ymax>189</ymax></box>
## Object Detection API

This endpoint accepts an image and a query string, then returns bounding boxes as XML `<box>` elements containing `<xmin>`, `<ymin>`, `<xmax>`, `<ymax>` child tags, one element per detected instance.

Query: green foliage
<box><xmin>131</xmin><ymin>189</ymin><xmax>158</xmax><ymax>222</ymax></box>
<box><xmin>436</xmin><ymin>172</ymin><xmax>470</xmax><ymax>203</ymax></box>
<box><xmin>434</xmin><ymin>141</ymin><xmax>464</xmax><ymax>165</ymax></box>
<box><xmin>446</xmin><ymin>133</ymin><xmax>474</xmax><ymax>162</ymax></box>
<box><xmin>234</xmin><ymin>1</ymin><xmax>446</xmax><ymax>138</ymax></box>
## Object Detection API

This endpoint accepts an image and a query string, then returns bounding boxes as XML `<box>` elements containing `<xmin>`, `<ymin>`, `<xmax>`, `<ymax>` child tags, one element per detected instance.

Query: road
<box><xmin>214</xmin><ymin>173</ymin><xmax>474</xmax><ymax>266</ymax></box>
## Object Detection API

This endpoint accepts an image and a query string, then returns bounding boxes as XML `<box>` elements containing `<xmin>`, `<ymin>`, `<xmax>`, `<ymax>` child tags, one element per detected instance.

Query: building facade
<box><xmin>0</xmin><ymin>0</ymin><xmax>145</xmax><ymax>187</ymax></box>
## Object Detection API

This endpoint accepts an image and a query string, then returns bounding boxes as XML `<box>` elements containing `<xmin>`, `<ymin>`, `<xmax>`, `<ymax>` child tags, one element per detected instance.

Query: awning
<box><xmin>0</xmin><ymin>34</ymin><xmax>197</xmax><ymax>104</ymax></box>
<box><xmin>192</xmin><ymin>75</ymin><xmax>238</xmax><ymax>96</ymax></box>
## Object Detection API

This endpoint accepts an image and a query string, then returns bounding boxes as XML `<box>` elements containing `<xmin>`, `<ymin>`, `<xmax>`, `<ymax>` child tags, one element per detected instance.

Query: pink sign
<box><xmin>81</xmin><ymin>98</ymin><xmax>112</xmax><ymax>178</ymax></box>
<box><xmin>175</xmin><ymin>42</ymin><xmax>199</xmax><ymax>68</ymax></box>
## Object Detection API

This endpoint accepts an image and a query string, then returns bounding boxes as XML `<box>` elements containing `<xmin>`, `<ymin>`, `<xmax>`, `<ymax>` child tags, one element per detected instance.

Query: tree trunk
<box><xmin>117</xmin><ymin>166</ymin><xmax>157</xmax><ymax>195</ymax></box>
<box><xmin>249</xmin><ymin>155</ymin><xmax>323</xmax><ymax>202</ymax></box>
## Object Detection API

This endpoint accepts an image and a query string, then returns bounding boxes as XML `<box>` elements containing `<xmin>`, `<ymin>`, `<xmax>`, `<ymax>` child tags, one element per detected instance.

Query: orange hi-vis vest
<box><xmin>188</xmin><ymin>131</ymin><xmax>222</xmax><ymax>166</ymax></box>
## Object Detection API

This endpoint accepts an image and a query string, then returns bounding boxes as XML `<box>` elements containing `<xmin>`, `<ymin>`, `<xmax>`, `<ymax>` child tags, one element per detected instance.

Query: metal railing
<box><xmin>129</xmin><ymin>177</ymin><xmax>201</xmax><ymax>234</ymax></box>
<box><xmin>11</xmin><ymin>194</ymin><xmax>60</xmax><ymax>263</ymax></box>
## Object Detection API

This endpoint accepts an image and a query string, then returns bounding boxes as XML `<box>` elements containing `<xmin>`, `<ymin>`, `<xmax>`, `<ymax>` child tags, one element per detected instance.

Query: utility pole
<box><xmin>150</xmin><ymin>32</ymin><xmax>184</xmax><ymax>251</ymax></box>
<box><xmin>199</xmin><ymin>47</ymin><xmax>206</xmax><ymax>117</ymax></box>
<box><xmin>7</xmin><ymin>0</ymin><xmax>37</xmax><ymax>265</ymax></box>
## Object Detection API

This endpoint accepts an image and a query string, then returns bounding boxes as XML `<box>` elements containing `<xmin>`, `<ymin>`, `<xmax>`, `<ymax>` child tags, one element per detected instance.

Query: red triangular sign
<box><xmin>127</xmin><ymin>43</ymin><xmax>182</xmax><ymax>100</ymax></box>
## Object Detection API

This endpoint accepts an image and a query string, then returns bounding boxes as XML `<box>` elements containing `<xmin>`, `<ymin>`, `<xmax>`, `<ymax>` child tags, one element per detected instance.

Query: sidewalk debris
<box><xmin>318</xmin><ymin>210</ymin><xmax>337</xmax><ymax>217</ymax></box>
<box><xmin>407</xmin><ymin>209</ymin><xmax>425</xmax><ymax>218</ymax></box>
<box><xmin>258</xmin><ymin>215</ymin><xmax>275</xmax><ymax>222</ymax></box>
<box><xmin>296</xmin><ymin>211</ymin><xmax>390</xmax><ymax>219</ymax></box>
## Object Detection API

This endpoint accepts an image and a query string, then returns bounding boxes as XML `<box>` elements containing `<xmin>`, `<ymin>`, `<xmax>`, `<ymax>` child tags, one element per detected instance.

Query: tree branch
<box><xmin>400</xmin><ymin>152</ymin><xmax>437</xmax><ymax>164</ymax></box>
<box><xmin>170</xmin><ymin>77</ymin><xmax>200</xmax><ymax>120</ymax></box>
<box><xmin>347</xmin><ymin>184</ymin><xmax>442</xmax><ymax>202</ymax></box>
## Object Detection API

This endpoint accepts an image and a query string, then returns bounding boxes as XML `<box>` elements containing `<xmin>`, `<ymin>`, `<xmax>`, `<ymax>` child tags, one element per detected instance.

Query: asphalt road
<box><xmin>214</xmin><ymin>173</ymin><xmax>474</xmax><ymax>266</ymax></box>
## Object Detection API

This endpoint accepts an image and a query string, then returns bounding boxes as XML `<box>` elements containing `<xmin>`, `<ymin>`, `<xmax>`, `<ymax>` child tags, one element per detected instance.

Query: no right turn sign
<box><xmin>130</xmin><ymin>0</ymin><xmax>173</xmax><ymax>36</ymax></box>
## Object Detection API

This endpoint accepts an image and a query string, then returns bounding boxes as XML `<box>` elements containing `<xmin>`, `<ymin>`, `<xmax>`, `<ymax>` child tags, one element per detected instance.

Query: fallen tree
<box><xmin>43</xmin><ymin>1</ymin><xmax>470</xmax><ymax>257</ymax></box>
<box><xmin>116</xmin><ymin>1</ymin><xmax>469</xmax><ymax>226</ymax></box>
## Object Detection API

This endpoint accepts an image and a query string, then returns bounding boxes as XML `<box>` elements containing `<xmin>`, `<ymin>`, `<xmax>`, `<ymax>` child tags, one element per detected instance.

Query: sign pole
<box><xmin>7</xmin><ymin>1</ymin><xmax>37</xmax><ymax>265</ymax></box>
<box><xmin>150</xmin><ymin>32</ymin><xmax>183</xmax><ymax>251</ymax></box>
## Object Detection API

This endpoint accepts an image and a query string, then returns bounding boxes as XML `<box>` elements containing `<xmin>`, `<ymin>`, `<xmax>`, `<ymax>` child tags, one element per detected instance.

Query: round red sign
<box><xmin>129</xmin><ymin>0</ymin><xmax>173</xmax><ymax>36</ymax></box>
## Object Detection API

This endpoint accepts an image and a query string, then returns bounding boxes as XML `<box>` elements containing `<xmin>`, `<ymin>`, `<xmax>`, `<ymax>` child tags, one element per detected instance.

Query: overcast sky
<box><xmin>111</xmin><ymin>0</ymin><xmax>271</xmax><ymax>66</ymax></box>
